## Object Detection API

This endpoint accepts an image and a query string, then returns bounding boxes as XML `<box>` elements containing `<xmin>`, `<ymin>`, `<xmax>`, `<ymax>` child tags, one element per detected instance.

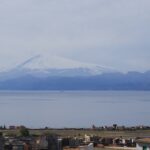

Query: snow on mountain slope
<box><xmin>15</xmin><ymin>54</ymin><xmax>116</xmax><ymax>76</ymax></box>
<box><xmin>0</xmin><ymin>54</ymin><xmax>116</xmax><ymax>80</ymax></box>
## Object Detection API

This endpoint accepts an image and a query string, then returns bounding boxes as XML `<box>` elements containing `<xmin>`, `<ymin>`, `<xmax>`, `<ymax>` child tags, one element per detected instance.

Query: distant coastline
<box><xmin>0</xmin><ymin>71</ymin><xmax>150</xmax><ymax>90</ymax></box>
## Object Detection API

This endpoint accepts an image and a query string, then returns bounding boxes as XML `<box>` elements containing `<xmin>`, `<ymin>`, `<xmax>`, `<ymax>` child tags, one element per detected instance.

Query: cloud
<box><xmin>0</xmin><ymin>0</ymin><xmax>150</xmax><ymax>72</ymax></box>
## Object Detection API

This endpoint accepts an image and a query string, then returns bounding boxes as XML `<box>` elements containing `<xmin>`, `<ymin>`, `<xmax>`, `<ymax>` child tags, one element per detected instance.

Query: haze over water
<box><xmin>0</xmin><ymin>91</ymin><xmax>149</xmax><ymax>128</ymax></box>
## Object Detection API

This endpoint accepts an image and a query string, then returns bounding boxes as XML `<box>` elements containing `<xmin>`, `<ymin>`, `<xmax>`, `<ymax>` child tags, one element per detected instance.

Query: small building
<box><xmin>47</xmin><ymin>135</ymin><xmax>63</xmax><ymax>150</ymax></box>
<box><xmin>69</xmin><ymin>137</ymin><xmax>82</xmax><ymax>148</ymax></box>
<box><xmin>12</xmin><ymin>143</ymin><xmax>25</xmax><ymax>150</ymax></box>
<box><xmin>36</xmin><ymin>136</ymin><xmax>48</xmax><ymax>149</ymax></box>
<box><xmin>9</xmin><ymin>126</ymin><xmax>16</xmax><ymax>130</ymax></box>
<box><xmin>136</xmin><ymin>138</ymin><xmax>150</xmax><ymax>150</ymax></box>
<box><xmin>84</xmin><ymin>134</ymin><xmax>91</xmax><ymax>143</ymax></box>
<box><xmin>79</xmin><ymin>143</ymin><xmax>94</xmax><ymax>150</ymax></box>
<box><xmin>64</xmin><ymin>143</ymin><xmax>93</xmax><ymax>150</ymax></box>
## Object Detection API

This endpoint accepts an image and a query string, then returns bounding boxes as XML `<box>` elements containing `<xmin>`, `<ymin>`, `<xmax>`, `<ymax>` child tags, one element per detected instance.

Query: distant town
<box><xmin>0</xmin><ymin>124</ymin><xmax>150</xmax><ymax>150</ymax></box>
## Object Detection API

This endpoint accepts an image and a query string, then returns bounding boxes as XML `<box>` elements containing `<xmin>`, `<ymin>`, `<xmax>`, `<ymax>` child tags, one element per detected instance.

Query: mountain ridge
<box><xmin>0</xmin><ymin>71</ymin><xmax>150</xmax><ymax>90</ymax></box>
<box><xmin>0</xmin><ymin>55</ymin><xmax>150</xmax><ymax>90</ymax></box>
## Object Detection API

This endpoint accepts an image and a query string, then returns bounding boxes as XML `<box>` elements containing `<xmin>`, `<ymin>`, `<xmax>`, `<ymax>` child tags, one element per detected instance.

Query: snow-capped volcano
<box><xmin>14</xmin><ymin>54</ymin><xmax>115</xmax><ymax>76</ymax></box>
<box><xmin>0</xmin><ymin>54</ymin><xmax>149</xmax><ymax>91</ymax></box>
<box><xmin>0</xmin><ymin>54</ymin><xmax>116</xmax><ymax>80</ymax></box>
<box><xmin>18</xmin><ymin>55</ymin><xmax>101</xmax><ymax>70</ymax></box>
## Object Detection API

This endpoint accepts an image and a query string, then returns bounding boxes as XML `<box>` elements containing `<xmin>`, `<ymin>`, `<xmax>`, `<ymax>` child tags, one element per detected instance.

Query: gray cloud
<box><xmin>0</xmin><ymin>0</ymin><xmax>150</xmax><ymax>72</ymax></box>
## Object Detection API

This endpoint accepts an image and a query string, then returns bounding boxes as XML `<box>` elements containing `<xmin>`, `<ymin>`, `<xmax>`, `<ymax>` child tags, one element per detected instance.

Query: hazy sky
<box><xmin>0</xmin><ymin>0</ymin><xmax>150</xmax><ymax>72</ymax></box>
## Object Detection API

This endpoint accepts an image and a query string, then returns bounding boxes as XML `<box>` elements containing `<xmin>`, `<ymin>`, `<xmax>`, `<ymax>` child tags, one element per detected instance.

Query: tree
<box><xmin>20</xmin><ymin>128</ymin><xmax>29</xmax><ymax>137</ymax></box>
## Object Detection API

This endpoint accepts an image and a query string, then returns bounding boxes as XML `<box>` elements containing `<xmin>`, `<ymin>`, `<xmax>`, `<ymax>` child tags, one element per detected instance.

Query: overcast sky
<box><xmin>0</xmin><ymin>0</ymin><xmax>150</xmax><ymax>72</ymax></box>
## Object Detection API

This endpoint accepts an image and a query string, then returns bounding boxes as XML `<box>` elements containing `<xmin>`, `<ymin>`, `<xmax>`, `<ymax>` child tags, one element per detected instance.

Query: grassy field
<box><xmin>30</xmin><ymin>129</ymin><xmax>150</xmax><ymax>138</ymax></box>
<box><xmin>1</xmin><ymin>129</ymin><xmax>150</xmax><ymax>138</ymax></box>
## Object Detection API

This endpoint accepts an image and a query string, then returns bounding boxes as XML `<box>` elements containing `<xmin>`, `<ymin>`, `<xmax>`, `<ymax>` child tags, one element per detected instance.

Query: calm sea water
<box><xmin>0</xmin><ymin>91</ymin><xmax>149</xmax><ymax>128</ymax></box>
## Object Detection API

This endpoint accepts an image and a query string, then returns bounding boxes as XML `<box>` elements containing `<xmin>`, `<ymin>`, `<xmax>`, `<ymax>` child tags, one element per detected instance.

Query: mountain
<box><xmin>0</xmin><ymin>54</ymin><xmax>116</xmax><ymax>80</ymax></box>
<box><xmin>0</xmin><ymin>54</ymin><xmax>150</xmax><ymax>90</ymax></box>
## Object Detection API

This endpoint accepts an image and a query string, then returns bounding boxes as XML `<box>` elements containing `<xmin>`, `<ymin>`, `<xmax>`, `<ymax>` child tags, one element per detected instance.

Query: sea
<box><xmin>0</xmin><ymin>91</ymin><xmax>149</xmax><ymax>128</ymax></box>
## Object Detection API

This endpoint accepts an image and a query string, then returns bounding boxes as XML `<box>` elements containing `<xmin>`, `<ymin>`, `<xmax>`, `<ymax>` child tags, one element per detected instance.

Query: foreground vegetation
<box><xmin>1</xmin><ymin>129</ymin><xmax>150</xmax><ymax>138</ymax></box>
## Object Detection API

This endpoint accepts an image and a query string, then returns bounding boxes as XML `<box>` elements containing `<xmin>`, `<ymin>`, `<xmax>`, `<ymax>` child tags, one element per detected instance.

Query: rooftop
<box><xmin>136</xmin><ymin>138</ymin><xmax>150</xmax><ymax>144</ymax></box>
